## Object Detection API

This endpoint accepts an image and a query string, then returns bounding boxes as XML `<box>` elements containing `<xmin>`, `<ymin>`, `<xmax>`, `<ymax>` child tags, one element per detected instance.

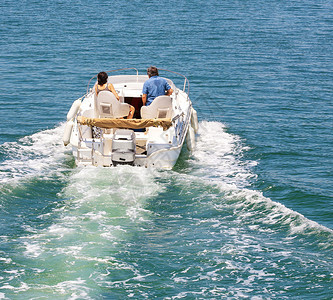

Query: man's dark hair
<box><xmin>97</xmin><ymin>71</ymin><xmax>108</xmax><ymax>85</ymax></box>
<box><xmin>147</xmin><ymin>66</ymin><xmax>159</xmax><ymax>77</ymax></box>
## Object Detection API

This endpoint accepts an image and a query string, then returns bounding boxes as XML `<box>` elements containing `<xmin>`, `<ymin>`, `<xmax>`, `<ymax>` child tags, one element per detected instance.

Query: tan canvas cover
<box><xmin>77</xmin><ymin>116</ymin><xmax>172</xmax><ymax>131</ymax></box>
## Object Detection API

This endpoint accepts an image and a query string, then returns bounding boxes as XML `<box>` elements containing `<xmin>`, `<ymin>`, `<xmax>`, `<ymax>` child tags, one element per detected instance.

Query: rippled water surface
<box><xmin>0</xmin><ymin>0</ymin><xmax>332</xmax><ymax>298</ymax></box>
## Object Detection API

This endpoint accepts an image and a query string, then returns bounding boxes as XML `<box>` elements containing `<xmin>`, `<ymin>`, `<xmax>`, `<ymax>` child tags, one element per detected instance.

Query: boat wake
<box><xmin>0</xmin><ymin>120</ymin><xmax>331</xmax><ymax>243</ymax></box>
<box><xmin>190</xmin><ymin>121</ymin><xmax>333</xmax><ymax>238</ymax></box>
<box><xmin>0</xmin><ymin>121</ymin><xmax>332</xmax><ymax>298</ymax></box>
<box><xmin>0</xmin><ymin>124</ymin><xmax>68</xmax><ymax>186</ymax></box>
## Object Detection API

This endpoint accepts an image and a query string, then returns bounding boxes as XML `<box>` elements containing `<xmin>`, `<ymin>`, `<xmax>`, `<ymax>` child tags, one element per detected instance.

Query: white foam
<box><xmin>48</xmin><ymin>224</ymin><xmax>74</xmax><ymax>236</ymax></box>
<box><xmin>62</xmin><ymin>165</ymin><xmax>161</xmax><ymax>220</ymax></box>
<box><xmin>49</xmin><ymin>278</ymin><xmax>92</xmax><ymax>300</ymax></box>
<box><xmin>0</xmin><ymin>282</ymin><xmax>29</xmax><ymax>293</ymax></box>
<box><xmin>12</xmin><ymin>163</ymin><xmax>163</xmax><ymax>297</ymax></box>
<box><xmin>185</xmin><ymin>121</ymin><xmax>333</xmax><ymax>237</ymax></box>
<box><xmin>0</xmin><ymin>123</ymin><xmax>68</xmax><ymax>185</ymax></box>
<box><xmin>191</xmin><ymin>121</ymin><xmax>257</xmax><ymax>187</ymax></box>
<box><xmin>0</xmin><ymin>257</ymin><xmax>12</xmax><ymax>264</ymax></box>
<box><xmin>23</xmin><ymin>241</ymin><xmax>43</xmax><ymax>258</ymax></box>
<box><xmin>2</xmin><ymin>119</ymin><xmax>331</xmax><ymax>299</ymax></box>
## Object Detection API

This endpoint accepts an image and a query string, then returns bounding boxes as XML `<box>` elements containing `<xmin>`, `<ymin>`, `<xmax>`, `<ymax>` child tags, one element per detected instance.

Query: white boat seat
<box><xmin>96</xmin><ymin>91</ymin><xmax>130</xmax><ymax>118</ymax></box>
<box><xmin>140</xmin><ymin>95</ymin><xmax>172</xmax><ymax>119</ymax></box>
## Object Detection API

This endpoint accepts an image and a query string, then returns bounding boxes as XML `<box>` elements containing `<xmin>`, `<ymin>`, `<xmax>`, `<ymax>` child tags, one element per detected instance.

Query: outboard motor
<box><xmin>111</xmin><ymin>129</ymin><xmax>136</xmax><ymax>166</ymax></box>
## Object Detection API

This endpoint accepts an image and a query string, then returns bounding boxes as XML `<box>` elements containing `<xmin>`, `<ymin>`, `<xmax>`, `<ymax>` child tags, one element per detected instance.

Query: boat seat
<box><xmin>140</xmin><ymin>95</ymin><xmax>172</xmax><ymax>119</ymax></box>
<box><xmin>96</xmin><ymin>91</ymin><xmax>130</xmax><ymax>118</ymax></box>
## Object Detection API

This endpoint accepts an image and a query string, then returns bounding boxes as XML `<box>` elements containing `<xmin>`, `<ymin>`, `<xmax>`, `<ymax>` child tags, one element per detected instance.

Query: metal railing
<box><xmin>86</xmin><ymin>68</ymin><xmax>139</xmax><ymax>94</ymax></box>
<box><xmin>86</xmin><ymin>67</ymin><xmax>189</xmax><ymax>95</ymax></box>
<box><xmin>158</xmin><ymin>68</ymin><xmax>190</xmax><ymax>95</ymax></box>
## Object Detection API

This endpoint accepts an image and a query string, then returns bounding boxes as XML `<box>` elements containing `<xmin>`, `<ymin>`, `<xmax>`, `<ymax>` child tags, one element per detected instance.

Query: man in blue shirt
<box><xmin>142</xmin><ymin>66</ymin><xmax>173</xmax><ymax>106</ymax></box>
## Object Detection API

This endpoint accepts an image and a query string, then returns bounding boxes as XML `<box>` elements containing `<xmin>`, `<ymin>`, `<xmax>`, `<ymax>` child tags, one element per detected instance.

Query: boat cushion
<box><xmin>96</xmin><ymin>91</ymin><xmax>130</xmax><ymax>118</ymax></box>
<box><xmin>141</xmin><ymin>95</ymin><xmax>172</xmax><ymax>119</ymax></box>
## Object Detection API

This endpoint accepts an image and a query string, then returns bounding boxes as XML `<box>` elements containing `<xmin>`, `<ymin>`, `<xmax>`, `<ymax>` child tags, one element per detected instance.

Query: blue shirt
<box><xmin>142</xmin><ymin>76</ymin><xmax>171</xmax><ymax>106</ymax></box>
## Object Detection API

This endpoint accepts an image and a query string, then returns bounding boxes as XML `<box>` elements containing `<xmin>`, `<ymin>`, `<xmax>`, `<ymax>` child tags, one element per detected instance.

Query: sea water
<box><xmin>0</xmin><ymin>0</ymin><xmax>332</xmax><ymax>299</ymax></box>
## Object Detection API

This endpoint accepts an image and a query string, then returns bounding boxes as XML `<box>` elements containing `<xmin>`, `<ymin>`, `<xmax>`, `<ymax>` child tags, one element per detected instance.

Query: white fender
<box><xmin>186</xmin><ymin>126</ymin><xmax>195</xmax><ymax>151</ymax></box>
<box><xmin>66</xmin><ymin>99</ymin><xmax>81</xmax><ymax>121</ymax></box>
<box><xmin>63</xmin><ymin>120</ymin><xmax>74</xmax><ymax>146</ymax></box>
<box><xmin>191</xmin><ymin>108</ymin><xmax>199</xmax><ymax>134</ymax></box>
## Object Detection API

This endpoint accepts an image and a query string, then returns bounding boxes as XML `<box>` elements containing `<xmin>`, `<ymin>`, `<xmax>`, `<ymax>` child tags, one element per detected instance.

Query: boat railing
<box><xmin>158</xmin><ymin>68</ymin><xmax>190</xmax><ymax>96</ymax></box>
<box><xmin>86</xmin><ymin>68</ymin><xmax>189</xmax><ymax>96</ymax></box>
<box><xmin>86</xmin><ymin>68</ymin><xmax>139</xmax><ymax>94</ymax></box>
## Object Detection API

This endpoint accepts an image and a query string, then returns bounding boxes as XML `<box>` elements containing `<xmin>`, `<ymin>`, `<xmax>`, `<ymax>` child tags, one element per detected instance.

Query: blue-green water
<box><xmin>1</xmin><ymin>0</ymin><xmax>332</xmax><ymax>298</ymax></box>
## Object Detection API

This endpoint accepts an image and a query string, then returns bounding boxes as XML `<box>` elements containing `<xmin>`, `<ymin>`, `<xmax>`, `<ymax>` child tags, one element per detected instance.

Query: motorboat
<box><xmin>63</xmin><ymin>68</ymin><xmax>198</xmax><ymax>169</ymax></box>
